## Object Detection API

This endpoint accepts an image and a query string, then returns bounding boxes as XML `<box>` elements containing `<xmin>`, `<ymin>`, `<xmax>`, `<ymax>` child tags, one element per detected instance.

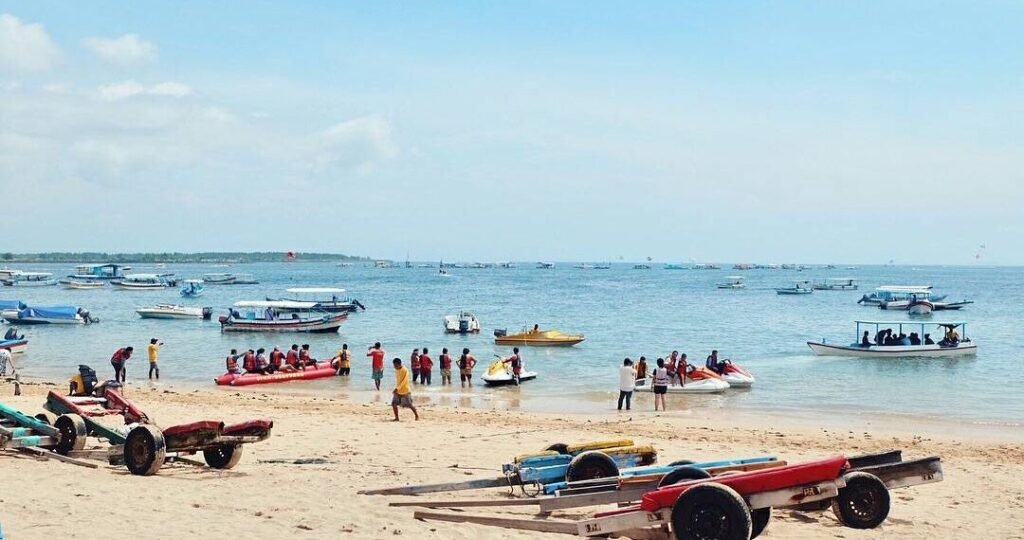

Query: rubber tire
<box><xmin>831</xmin><ymin>472</ymin><xmax>890</xmax><ymax>529</ymax></box>
<box><xmin>658</xmin><ymin>466</ymin><xmax>712</xmax><ymax>487</ymax></box>
<box><xmin>544</xmin><ymin>443</ymin><xmax>570</xmax><ymax>454</ymax></box>
<box><xmin>203</xmin><ymin>444</ymin><xmax>244</xmax><ymax>469</ymax></box>
<box><xmin>565</xmin><ymin>451</ymin><xmax>619</xmax><ymax>483</ymax></box>
<box><xmin>35</xmin><ymin>411</ymin><xmax>58</xmax><ymax>425</ymax></box>
<box><xmin>750</xmin><ymin>507</ymin><xmax>771</xmax><ymax>539</ymax></box>
<box><xmin>54</xmin><ymin>414</ymin><xmax>88</xmax><ymax>455</ymax></box>
<box><xmin>124</xmin><ymin>424</ymin><xmax>167</xmax><ymax>476</ymax></box>
<box><xmin>669</xmin><ymin>459</ymin><xmax>695</xmax><ymax>467</ymax></box>
<box><xmin>671</xmin><ymin>482</ymin><xmax>752</xmax><ymax>540</ymax></box>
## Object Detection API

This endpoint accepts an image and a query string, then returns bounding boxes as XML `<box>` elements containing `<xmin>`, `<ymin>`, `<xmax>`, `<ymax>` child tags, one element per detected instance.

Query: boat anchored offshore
<box><xmin>776</xmin><ymin>280</ymin><xmax>813</xmax><ymax>295</ymax></box>
<box><xmin>268</xmin><ymin>287</ymin><xmax>366</xmax><ymax>313</ymax></box>
<box><xmin>59</xmin><ymin>279</ymin><xmax>105</xmax><ymax>289</ymax></box>
<box><xmin>1</xmin><ymin>271</ymin><xmax>58</xmax><ymax>287</ymax></box>
<box><xmin>481</xmin><ymin>359</ymin><xmax>537</xmax><ymax>386</ymax></box>
<box><xmin>807</xmin><ymin>320</ymin><xmax>977</xmax><ymax>358</ymax></box>
<box><xmin>444</xmin><ymin>311</ymin><xmax>481</xmax><ymax>334</ymax></box>
<box><xmin>69</xmin><ymin>263</ymin><xmax>129</xmax><ymax>280</ymax></box>
<box><xmin>219</xmin><ymin>301</ymin><xmax>347</xmax><ymax>333</ymax></box>
<box><xmin>180</xmin><ymin>279</ymin><xmax>205</xmax><ymax>298</ymax></box>
<box><xmin>1</xmin><ymin>305</ymin><xmax>96</xmax><ymax>325</ymax></box>
<box><xmin>110</xmin><ymin>274</ymin><xmax>172</xmax><ymax>290</ymax></box>
<box><xmin>136</xmin><ymin>304</ymin><xmax>213</xmax><ymax>320</ymax></box>
<box><xmin>859</xmin><ymin>286</ymin><xmax>943</xmax><ymax>306</ymax></box>
<box><xmin>716</xmin><ymin>276</ymin><xmax>745</xmax><ymax>289</ymax></box>
<box><xmin>814</xmin><ymin>277</ymin><xmax>858</xmax><ymax>291</ymax></box>
<box><xmin>493</xmin><ymin>327</ymin><xmax>584</xmax><ymax>347</ymax></box>
<box><xmin>634</xmin><ymin>367</ymin><xmax>730</xmax><ymax>394</ymax></box>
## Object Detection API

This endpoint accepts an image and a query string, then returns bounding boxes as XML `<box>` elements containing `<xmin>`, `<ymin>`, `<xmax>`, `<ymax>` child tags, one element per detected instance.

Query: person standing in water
<box><xmin>147</xmin><ymin>338</ymin><xmax>162</xmax><ymax>380</ymax></box>
<box><xmin>367</xmin><ymin>342</ymin><xmax>386</xmax><ymax>390</ymax></box>
<box><xmin>439</xmin><ymin>347</ymin><xmax>453</xmax><ymax>385</ymax></box>
<box><xmin>410</xmin><ymin>348</ymin><xmax>421</xmax><ymax>384</ymax></box>
<box><xmin>458</xmin><ymin>348</ymin><xmax>477</xmax><ymax>387</ymax></box>
<box><xmin>419</xmin><ymin>347</ymin><xmax>433</xmax><ymax>385</ymax></box>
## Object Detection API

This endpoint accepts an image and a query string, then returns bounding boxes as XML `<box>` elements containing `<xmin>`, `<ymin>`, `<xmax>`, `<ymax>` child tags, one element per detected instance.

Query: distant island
<box><xmin>0</xmin><ymin>252</ymin><xmax>371</xmax><ymax>264</ymax></box>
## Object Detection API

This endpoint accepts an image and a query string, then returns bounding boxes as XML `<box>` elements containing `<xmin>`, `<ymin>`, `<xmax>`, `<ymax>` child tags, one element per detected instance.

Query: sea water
<box><xmin>4</xmin><ymin>262</ymin><xmax>1021</xmax><ymax>427</ymax></box>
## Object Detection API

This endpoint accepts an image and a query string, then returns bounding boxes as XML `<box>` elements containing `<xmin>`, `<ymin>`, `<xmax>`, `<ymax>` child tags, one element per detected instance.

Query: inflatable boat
<box><xmin>215</xmin><ymin>362</ymin><xmax>337</xmax><ymax>386</ymax></box>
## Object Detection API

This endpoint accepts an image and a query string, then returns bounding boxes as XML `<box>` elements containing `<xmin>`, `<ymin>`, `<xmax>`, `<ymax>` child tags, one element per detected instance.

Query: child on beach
<box><xmin>419</xmin><ymin>348</ymin><xmax>433</xmax><ymax>385</ymax></box>
<box><xmin>391</xmin><ymin>358</ymin><xmax>419</xmax><ymax>421</ymax></box>
<box><xmin>439</xmin><ymin>348</ymin><xmax>453</xmax><ymax>385</ymax></box>
<box><xmin>367</xmin><ymin>342</ymin><xmax>386</xmax><ymax>390</ymax></box>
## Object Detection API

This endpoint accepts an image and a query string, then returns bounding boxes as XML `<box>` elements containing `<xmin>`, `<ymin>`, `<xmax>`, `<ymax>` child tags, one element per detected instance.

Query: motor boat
<box><xmin>268</xmin><ymin>287</ymin><xmax>366</xmax><ymax>313</ymax></box>
<box><xmin>1</xmin><ymin>271</ymin><xmax>58</xmax><ymax>287</ymax></box>
<box><xmin>776</xmin><ymin>280</ymin><xmax>813</xmax><ymax>295</ymax></box>
<box><xmin>2</xmin><ymin>305</ymin><xmax>96</xmax><ymax>325</ymax></box>
<box><xmin>59</xmin><ymin>279</ymin><xmax>105</xmax><ymax>289</ymax></box>
<box><xmin>907</xmin><ymin>298</ymin><xmax>934</xmax><ymax>316</ymax></box>
<box><xmin>933</xmin><ymin>300</ymin><xmax>974</xmax><ymax>311</ymax></box>
<box><xmin>493</xmin><ymin>327</ymin><xmax>584</xmax><ymax>346</ymax></box>
<box><xmin>136</xmin><ymin>304</ymin><xmax>213</xmax><ymax>320</ymax></box>
<box><xmin>444</xmin><ymin>311</ymin><xmax>481</xmax><ymax>334</ymax></box>
<box><xmin>110</xmin><ymin>274</ymin><xmax>170</xmax><ymax>290</ymax></box>
<box><xmin>807</xmin><ymin>320</ymin><xmax>977</xmax><ymax>358</ymax></box>
<box><xmin>481</xmin><ymin>359</ymin><xmax>537</xmax><ymax>386</ymax></box>
<box><xmin>203</xmin><ymin>272</ymin><xmax>236</xmax><ymax>284</ymax></box>
<box><xmin>814</xmin><ymin>278</ymin><xmax>858</xmax><ymax>291</ymax></box>
<box><xmin>180</xmin><ymin>279</ymin><xmax>205</xmax><ymax>298</ymax></box>
<box><xmin>859</xmin><ymin>286</ymin><xmax>944</xmax><ymax>306</ymax></box>
<box><xmin>536</xmin><ymin>262</ymin><xmax>555</xmax><ymax>269</ymax></box>
<box><xmin>718</xmin><ymin>361</ymin><xmax>755</xmax><ymax>388</ymax></box>
<box><xmin>219</xmin><ymin>301</ymin><xmax>346</xmax><ymax>333</ymax></box>
<box><xmin>634</xmin><ymin>367</ymin><xmax>730</xmax><ymax>394</ymax></box>
<box><xmin>633</xmin><ymin>264</ymin><xmax>651</xmax><ymax>270</ymax></box>
<box><xmin>231</xmin><ymin>273</ymin><xmax>259</xmax><ymax>285</ymax></box>
<box><xmin>716</xmin><ymin>276</ymin><xmax>745</xmax><ymax>289</ymax></box>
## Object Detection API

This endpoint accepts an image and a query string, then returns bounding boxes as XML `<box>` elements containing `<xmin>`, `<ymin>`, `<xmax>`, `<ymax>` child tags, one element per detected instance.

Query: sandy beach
<box><xmin>2</xmin><ymin>379</ymin><xmax>1022</xmax><ymax>540</ymax></box>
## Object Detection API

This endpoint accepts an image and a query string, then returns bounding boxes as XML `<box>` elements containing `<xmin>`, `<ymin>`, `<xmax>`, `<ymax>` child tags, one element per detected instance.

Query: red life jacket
<box><xmin>286</xmin><ymin>350</ymin><xmax>299</xmax><ymax>366</ymax></box>
<box><xmin>440</xmin><ymin>354</ymin><xmax>451</xmax><ymax>369</ymax></box>
<box><xmin>270</xmin><ymin>351</ymin><xmax>284</xmax><ymax>368</ymax></box>
<box><xmin>419</xmin><ymin>354</ymin><xmax>433</xmax><ymax>371</ymax></box>
<box><xmin>242</xmin><ymin>352</ymin><xmax>256</xmax><ymax>371</ymax></box>
<box><xmin>226</xmin><ymin>355</ymin><xmax>238</xmax><ymax>371</ymax></box>
<box><xmin>410</xmin><ymin>354</ymin><xmax>420</xmax><ymax>369</ymax></box>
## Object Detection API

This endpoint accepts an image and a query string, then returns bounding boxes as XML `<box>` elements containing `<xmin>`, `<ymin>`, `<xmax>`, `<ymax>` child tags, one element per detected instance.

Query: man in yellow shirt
<box><xmin>391</xmin><ymin>358</ymin><xmax>419</xmax><ymax>421</ymax></box>
<box><xmin>332</xmin><ymin>343</ymin><xmax>351</xmax><ymax>376</ymax></box>
<box><xmin>147</xmin><ymin>338</ymin><xmax>163</xmax><ymax>380</ymax></box>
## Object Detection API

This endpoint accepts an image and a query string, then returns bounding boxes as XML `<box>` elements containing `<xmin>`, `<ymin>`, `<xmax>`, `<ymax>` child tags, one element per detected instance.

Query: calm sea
<box><xmin>4</xmin><ymin>262</ymin><xmax>1021</xmax><ymax>427</ymax></box>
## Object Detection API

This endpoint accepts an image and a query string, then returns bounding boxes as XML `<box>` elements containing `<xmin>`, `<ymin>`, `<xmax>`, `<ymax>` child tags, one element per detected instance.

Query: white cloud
<box><xmin>0</xmin><ymin>13</ymin><xmax>61</xmax><ymax>72</ymax></box>
<box><xmin>311</xmin><ymin>116</ymin><xmax>398</xmax><ymax>173</ymax></box>
<box><xmin>83</xmin><ymin>33</ymin><xmax>157</xmax><ymax>65</ymax></box>
<box><xmin>97</xmin><ymin>80</ymin><xmax>192</xmax><ymax>101</ymax></box>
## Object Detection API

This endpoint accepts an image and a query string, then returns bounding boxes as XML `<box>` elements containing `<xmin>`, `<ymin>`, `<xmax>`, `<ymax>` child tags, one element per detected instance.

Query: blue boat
<box><xmin>1</xmin><ymin>305</ymin><xmax>93</xmax><ymax>325</ymax></box>
<box><xmin>180</xmin><ymin>279</ymin><xmax>205</xmax><ymax>298</ymax></box>
<box><xmin>69</xmin><ymin>263</ymin><xmax>130</xmax><ymax>280</ymax></box>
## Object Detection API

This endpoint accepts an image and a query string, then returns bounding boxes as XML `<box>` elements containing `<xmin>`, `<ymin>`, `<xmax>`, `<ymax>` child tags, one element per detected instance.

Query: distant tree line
<box><xmin>0</xmin><ymin>252</ymin><xmax>370</xmax><ymax>263</ymax></box>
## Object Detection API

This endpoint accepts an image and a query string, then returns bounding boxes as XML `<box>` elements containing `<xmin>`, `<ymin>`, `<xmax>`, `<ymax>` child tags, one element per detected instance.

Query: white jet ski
<box><xmin>481</xmin><ymin>359</ymin><xmax>537</xmax><ymax>386</ymax></box>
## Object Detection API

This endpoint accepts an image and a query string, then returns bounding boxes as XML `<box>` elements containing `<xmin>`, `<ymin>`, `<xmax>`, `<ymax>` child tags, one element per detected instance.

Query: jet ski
<box><xmin>718</xmin><ymin>360</ymin><xmax>755</xmax><ymax>388</ymax></box>
<box><xmin>635</xmin><ymin>367</ymin><xmax>729</xmax><ymax>394</ymax></box>
<box><xmin>481</xmin><ymin>359</ymin><xmax>537</xmax><ymax>386</ymax></box>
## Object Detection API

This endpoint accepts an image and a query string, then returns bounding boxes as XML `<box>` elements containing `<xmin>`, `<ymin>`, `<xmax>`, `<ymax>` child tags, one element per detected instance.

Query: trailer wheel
<box><xmin>831</xmin><ymin>472</ymin><xmax>890</xmax><ymax>529</ymax></box>
<box><xmin>750</xmin><ymin>507</ymin><xmax>771</xmax><ymax>539</ymax></box>
<box><xmin>565</xmin><ymin>451</ymin><xmax>619</xmax><ymax>482</ymax></box>
<box><xmin>54</xmin><ymin>414</ymin><xmax>87</xmax><ymax>455</ymax></box>
<box><xmin>658</xmin><ymin>466</ymin><xmax>711</xmax><ymax>487</ymax></box>
<box><xmin>35</xmin><ymin>411</ymin><xmax>58</xmax><ymax>425</ymax></box>
<box><xmin>203</xmin><ymin>444</ymin><xmax>244</xmax><ymax>469</ymax></box>
<box><xmin>124</xmin><ymin>425</ymin><xmax>166</xmax><ymax>476</ymax></box>
<box><xmin>671</xmin><ymin>482</ymin><xmax>752</xmax><ymax>540</ymax></box>
<box><xmin>544</xmin><ymin>443</ymin><xmax>570</xmax><ymax>454</ymax></box>
<box><xmin>669</xmin><ymin>459</ymin><xmax>695</xmax><ymax>467</ymax></box>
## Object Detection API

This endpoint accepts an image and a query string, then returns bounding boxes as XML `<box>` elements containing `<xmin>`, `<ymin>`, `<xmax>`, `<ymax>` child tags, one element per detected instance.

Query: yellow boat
<box><xmin>493</xmin><ymin>327</ymin><xmax>585</xmax><ymax>347</ymax></box>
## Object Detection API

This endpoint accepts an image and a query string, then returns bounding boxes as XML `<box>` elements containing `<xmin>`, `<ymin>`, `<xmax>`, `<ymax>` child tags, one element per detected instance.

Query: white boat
<box><xmin>68</xmin><ymin>263</ymin><xmax>130</xmax><ymax>280</ymax></box>
<box><xmin>716</xmin><ymin>276</ymin><xmax>745</xmax><ymax>289</ymax></box>
<box><xmin>593</xmin><ymin>263</ymin><xmax>612</xmax><ymax>270</ymax></box>
<box><xmin>536</xmin><ymin>262</ymin><xmax>555</xmax><ymax>269</ymax></box>
<box><xmin>180</xmin><ymin>279</ymin><xmax>205</xmax><ymax>298</ymax></box>
<box><xmin>573</xmin><ymin>263</ymin><xmax>594</xmax><ymax>270</ymax></box>
<box><xmin>634</xmin><ymin>369</ymin><xmax>730</xmax><ymax>394</ymax></box>
<box><xmin>776</xmin><ymin>280</ymin><xmax>813</xmax><ymax>295</ymax></box>
<box><xmin>136</xmin><ymin>304</ymin><xmax>213</xmax><ymax>320</ymax></box>
<box><xmin>231</xmin><ymin>273</ymin><xmax>259</xmax><ymax>285</ymax></box>
<box><xmin>481</xmin><ymin>359</ymin><xmax>537</xmax><ymax>386</ymax></box>
<box><xmin>111</xmin><ymin>274</ymin><xmax>169</xmax><ymax>290</ymax></box>
<box><xmin>814</xmin><ymin>278</ymin><xmax>858</xmax><ymax>291</ymax></box>
<box><xmin>1</xmin><ymin>271</ymin><xmax>58</xmax><ymax>287</ymax></box>
<box><xmin>907</xmin><ymin>298</ymin><xmax>934</xmax><ymax>316</ymax></box>
<box><xmin>497</xmin><ymin>262</ymin><xmax>517</xmax><ymax>269</ymax></box>
<box><xmin>444</xmin><ymin>311</ymin><xmax>481</xmax><ymax>334</ymax></box>
<box><xmin>59</xmin><ymin>279</ymin><xmax>105</xmax><ymax>289</ymax></box>
<box><xmin>859</xmin><ymin>286</ymin><xmax>941</xmax><ymax>306</ymax></box>
<box><xmin>633</xmin><ymin>264</ymin><xmax>651</xmax><ymax>270</ymax></box>
<box><xmin>220</xmin><ymin>301</ymin><xmax>346</xmax><ymax>333</ymax></box>
<box><xmin>664</xmin><ymin>264</ymin><xmax>687</xmax><ymax>270</ymax></box>
<box><xmin>807</xmin><ymin>321</ymin><xmax>977</xmax><ymax>358</ymax></box>
<box><xmin>201</xmin><ymin>272</ymin><xmax>258</xmax><ymax>285</ymax></box>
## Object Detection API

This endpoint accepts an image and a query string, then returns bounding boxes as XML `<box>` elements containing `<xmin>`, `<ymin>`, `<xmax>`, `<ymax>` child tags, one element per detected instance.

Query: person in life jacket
<box><xmin>285</xmin><ymin>344</ymin><xmax>300</xmax><ymax>369</ymax></box>
<box><xmin>242</xmin><ymin>349</ymin><xmax>257</xmax><ymax>372</ymax></box>
<box><xmin>299</xmin><ymin>344</ymin><xmax>316</xmax><ymax>368</ymax></box>
<box><xmin>225</xmin><ymin>349</ymin><xmax>242</xmax><ymax>374</ymax></box>
<box><xmin>269</xmin><ymin>346</ymin><xmax>287</xmax><ymax>372</ymax></box>
<box><xmin>502</xmin><ymin>347</ymin><xmax>523</xmax><ymax>385</ymax></box>
<box><xmin>254</xmin><ymin>348</ymin><xmax>270</xmax><ymax>374</ymax></box>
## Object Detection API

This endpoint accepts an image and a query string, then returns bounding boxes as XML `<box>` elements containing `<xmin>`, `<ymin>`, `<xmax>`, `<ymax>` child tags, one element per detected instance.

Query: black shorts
<box><xmin>653</xmin><ymin>385</ymin><xmax>668</xmax><ymax>395</ymax></box>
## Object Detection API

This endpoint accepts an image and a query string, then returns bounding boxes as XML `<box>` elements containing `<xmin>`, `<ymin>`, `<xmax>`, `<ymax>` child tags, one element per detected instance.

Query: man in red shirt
<box><xmin>439</xmin><ymin>348</ymin><xmax>453</xmax><ymax>385</ymax></box>
<box><xmin>367</xmin><ymin>342</ymin><xmax>386</xmax><ymax>390</ymax></box>
<box><xmin>410</xmin><ymin>348</ymin><xmax>421</xmax><ymax>384</ymax></box>
<box><xmin>285</xmin><ymin>344</ymin><xmax>300</xmax><ymax>370</ymax></box>
<box><xmin>110</xmin><ymin>346</ymin><xmax>133</xmax><ymax>383</ymax></box>
<box><xmin>418</xmin><ymin>347</ymin><xmax>433</xmax><ymax>386</ymax></box>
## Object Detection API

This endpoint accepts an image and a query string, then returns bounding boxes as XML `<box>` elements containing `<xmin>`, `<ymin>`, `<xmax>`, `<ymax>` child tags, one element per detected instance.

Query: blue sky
<box><xmin>1</xmin><ymin>2</ymin><xmax>1021</xmax><ymax>263</ymax></box>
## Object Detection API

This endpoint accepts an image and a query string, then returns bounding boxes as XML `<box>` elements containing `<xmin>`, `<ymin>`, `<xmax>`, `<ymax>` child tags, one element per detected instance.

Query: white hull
<box><xmin>1</xmin><ymin>312</ymin><xmax>85</xmax><ymax>325</ymax></box>
<box><xmin>3</xmin><ymin>280</ymin><xmax>58</xmax><ymax>287</ymax></box>
<box><xmin>482</xmin><ymin>370</ymin><xmax>538</xmax><ymax>386</ymax></box>
<box><xmin>807</xmin><ymin>341</ymin><xmax>977</xmax><ymax>358</ymax></box>
<box><xmin>776</xmin><ymin>288</ymin><xmax>811</xmax><ymax>295</ymax></box>
<box><xmin>908</xmin><ymin>302</ymin><xmax>934</xmax><ymax>316</ymax></box>
<box><xmin>444</xmin><ymin>314</ymin><xmax>481</xmax><ymax>334</ymax></box>
<box><xmin>112</xmin><ymin>283</ymin><xmax>167</xmax><ymax>290</ymax></box>
<box><xmin>722</xmin><ymin>373</ymin><xmax>755</xmax><ymax>388</ymax></box>
<box><xmin>61</xmin><ymin>281</ymin><xmax>105</xmax><ymax>289</ymax></box>
<box><xmin>717</xmin><ymin>284</ymin><xmax>745</xmax><ymax>289</ymax></box>
<box><xmin>634</xmin><ymin>378</ymin><xmax>729</xmax><ymax>394</ymax></box>
<box><xmin>136</xmin><ymin>305</ymin><xmax>208</xmax><ymax>319</ymax></box>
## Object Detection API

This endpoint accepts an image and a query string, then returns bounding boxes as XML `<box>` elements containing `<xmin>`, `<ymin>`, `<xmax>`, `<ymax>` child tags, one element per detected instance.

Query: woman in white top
<box><xmin>652</xmin><ymin>358</ymin><xmax>670</xmax><ymax>411</ymax></box>
<box><xmin>617</xmin><ymin>358</ymin><xmax>636</xmax><ymax>411</ymax></box>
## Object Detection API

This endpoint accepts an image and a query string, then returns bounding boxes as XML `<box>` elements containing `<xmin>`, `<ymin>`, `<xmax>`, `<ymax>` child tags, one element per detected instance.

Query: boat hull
<box><xmin>220</xmin><ymin>313</ymin><xmax>347</xmax><ymax>333</ymax></box>
<box><xmin>136</xmin><ymin>306</ymin><xmax>211</xmax><ymax>319</ymax></box>
<box><xmin>111</xmin><ymin>282</ymin><xmax>167</xmax><ymax>290</ymax></box>
<box><xmin>215</xmin><ymin>363</ymin><xmax>337</xmax><ymax>386</ymax></box>
<box><xmin>482</xmin><ymin>371</ymin><xmax>538</xmax><ymax>386</ymax></box>
<box><xmin>634</xmin><ymin>379</ymin><xmax>729</xmax><ymax>394</ymax></box>
<box><xmin>494</xmin><ymin>337</ymin><xmax>584</xmax><ymax>347</ymax></box>
<box><xmin>807</xmin><ymin>341</ymin><xmax>977</xmax><ymax>358</ymax></box>
<box><xmin>776</xmin><ymin>288</ymin><xmax>812</xmax><ymax>295</ymax></box>
<box><xmin>2</xmin><ymin>280</ymin><xmax>58</xmax><ymax>287</ymax></box>
<box><xmin>0</xmin><ymin>339</ymin><xmax>28</xmax><ymax>354</ymax></box>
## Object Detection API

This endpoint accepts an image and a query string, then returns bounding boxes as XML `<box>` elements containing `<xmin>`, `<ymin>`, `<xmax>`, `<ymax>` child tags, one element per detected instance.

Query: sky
<box><xmin>0</xmin><ymin>2</ymin><xmax>1021</xmax><ymax>264</ymax></box>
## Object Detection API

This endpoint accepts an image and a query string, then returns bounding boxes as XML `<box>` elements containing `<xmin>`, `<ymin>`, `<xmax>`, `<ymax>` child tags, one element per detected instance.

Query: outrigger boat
<box><xmin>219</xmin><ymin>301</ymin><xmax>347</xmax><ymax>333</ymax></box>
<box><xmin>444</xmin><ymin>311</ymin><xmax>481</xmax><ymax>334</ymax></box>
<box><xmin>494</xmin><ymin>327</ymin><xmax>585</xmax><ymax>347</ymax></box>
<box><xmin>267</xmin><ymin>287</ymin><xmax>366</xmax><ymax>313</ymax></box>
<box><xmin>814</xmin><ymin>277</ymin><xmax>858</xmax><ymax>290</ymax></box>
<box><xmin>1</xmin><ymin>271</ymin><xmax>58</xmax><ymax>287</ymax></box>
<box><xmin>716</xmin><ymin>276</ymin><xmax>745</xmax><ymax>289</ymax></box>
<box><xmin>59</xmin><ymin>279</ymin><xmax>105</xmax><ymax>289</ymax></box>
<box><xmin>807</xmin><ymin>320</ymin><xmax>977</xmax><ymax>358</ymax></box>
<box><xmin>136</xmin><ymin>304</ymin><xmax>213</xmax><ymax>320</ymax></box>
<box><xmin>776</xmin><ymin>280</ymin><xmax>813</xmax><ymax>295</ymax></box>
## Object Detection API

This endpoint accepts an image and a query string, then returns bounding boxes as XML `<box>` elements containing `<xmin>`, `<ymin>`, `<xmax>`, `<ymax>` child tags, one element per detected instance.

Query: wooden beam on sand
<box><xmin>391</xmin><ymin>498</ymin><xmax>540</xmax><ymax>508</ymax></box>
<box><xmin>412</xmin><ymin>511</ymin><xmax>578</xmax><ymax>534</ymax></box>
<box><xmin>18</xmin><ymin>447</ymin><xmax>99</xmax><ymax>469</ymax></box>
<box><xmin>540</xmin><ymin>486</ymin><xmax>650</xmax><ymax>512</ymax></box>
<box><xmin>359</xmin><ymin>476</ymin><xmax>508</xmax><ymax>496</ymax></box>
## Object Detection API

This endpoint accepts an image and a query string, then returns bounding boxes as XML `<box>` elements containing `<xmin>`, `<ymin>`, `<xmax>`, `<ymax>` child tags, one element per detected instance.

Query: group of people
<box><xmin>862</xmin><ymin>329</ymin><xmax>935</xmax><ymax>347</ymax></box>
<box><xmin>224</xmin><ymin>343</ymin><xmax>320</xmax><ymax>375</ymax></box>
<box><xmin>109</xmin><ymin>339</ymin><xmax>162</xmax><ymax>383</ymax></box>
<box><xmin>369</xmin><ymin>343</ymin><xmax>480</xmax><ymax>390</ymax></box>
<box><xmin>616</xmin><ymin>349</ymin><xmax>728</xmax><ymax>412</ymax></box>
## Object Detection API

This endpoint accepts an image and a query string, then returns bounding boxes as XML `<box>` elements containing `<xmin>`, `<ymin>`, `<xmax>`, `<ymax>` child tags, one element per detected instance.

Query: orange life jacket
<box><xmin>226</xmin><ymin>355</ymin><xmax>238</xmax><ymax>371</ymax></box>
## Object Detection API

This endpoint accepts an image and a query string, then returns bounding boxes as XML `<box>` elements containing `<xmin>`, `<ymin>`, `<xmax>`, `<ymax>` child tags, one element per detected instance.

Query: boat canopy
<box><xmin>21</xmin><ymin>305</ymin><xmax>80</xmax><ymax>319</ymax></box>
<box><xmin>855</xmin><ymin>320</ymin><xmax>965</xmax><ymax>326</ymax></box>
<box><xmin>233</xmin><ymin>300</ymin><xmax>317</xmax><ymax>309</ymax></box>
<box><xmin>285</xmin><ymin>287</ymin><xmax>346</xmax><ymax>294</ymax></box>
<box><xmin>0</xmin><ymin>300</ymin><xmax>26</xmax><ymax>310</ymax></box>
<box><xmin>183</xmin><ymin>279</ymin><xmax>204</xmax><ymax>284</ymax></box>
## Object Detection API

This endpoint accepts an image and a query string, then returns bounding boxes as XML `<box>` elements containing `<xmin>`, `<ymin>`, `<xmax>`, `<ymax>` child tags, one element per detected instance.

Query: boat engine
<box><xmin>459</xmin><ymin>319</ymin><xmax>470</xmax><ymax>333</ymax></box>
<box><xmin>493</xmin><ymin>328</ymin><xmax>507</xmax><ymax>338</ymax></box>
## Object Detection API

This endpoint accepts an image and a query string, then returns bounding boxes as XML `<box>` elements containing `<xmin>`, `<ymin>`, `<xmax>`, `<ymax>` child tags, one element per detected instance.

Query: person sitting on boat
<box><xmin>531</xmin><ymin>324</ymin><xmax>540</xmax><ymax>334</ymax></box>
<box><xmin>635</xmin><ymin>356</ymin><xmax>648</xmax><ymax>383</ymax></box>
<box><xmin>225</xmin><ymin>349</ymin><xmax>242</xmax><ymax>374</ymax></box>
<box><xmin>874</xmin><ymin>329</ymin><xmax>886</xmax><ymax>345</ymax></box>
<box><xmin>883</xmin><ymin>330</ymin><xmax>895</xmax><ymax>346</ymax></box>
<box><xmin>253</xmin><ymin>348</ymin><xmax>270</xmax><ymax>374</ymax></box>
<box><xmin>924</xmin><ymin>333</ymin><xmax>935</xmax><ymax>345</ymax></box>
<box><xmin>502</xmin><ymin>347</ymin><xmax>523</xmax><ymax>385</ymax></box>
<box><xmin>705</xmin><ymin>350</ymin><xmax>724</xmax><ymax>375</ymax></box>
<box><xmin>286</xmin><ymin>344</ymin><xmax>301</xmax><ymax>369</ymax></box>
<box><xmin>299</xmin><ymin>344</ymin><xmax>317</xmax><ymax>367</ymax></box>
<box><xmin>944</xmin><ymin>326</ymin><xmax>960</xmax><ymax>345</ymax></box>
<box><xmin>860</xmin><ymin>331</ymin><xmax>872</xmax><ymax>347</ymax></box>
<box><xmin>909</xmin><ymin>332</ymin><xmax>922</xmax><ymax>346</ymax></box>
<box><xmin>242</xmin><ymin>349</ymin><xmax>257</xmax><ymax>373</ymax></box>
<box><xmin>898</xmin><ymin>333</ymin><xmax>911</xmax><ymax>346</ymax></box>
<box><xmin>678</xmin><ymin>353</ymin><xmax>689</xmax><ymax>384</ymax></box>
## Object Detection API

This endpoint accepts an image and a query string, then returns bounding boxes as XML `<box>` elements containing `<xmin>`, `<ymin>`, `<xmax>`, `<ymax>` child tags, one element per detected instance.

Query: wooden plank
<box><xmin>578</xmin><ymin>509</ymin><xmax>668</xmax><ymax>537</ymax></box>
<box><xmin>18</xmin><ymin>447</ymin><xmax>99</xmax><ymax>469</ymax></box>
<box><xmin>541</xmin><ymin>486</ymin><xmax>650</xmax><ymax>512</ymax></box>
<box><xmin>413</xmin><ymin>510</ymin><xmax>578</xmax><ymax>534</ymax></box>
<box><xmin>359</xmin><ymin>476</ymin><xmax>508</xmax><ymax>496</ymax></box>
<box><xmin>390</xmin><ymin>498</ymin><xmax>541</xmax><ymax>508</ymax></box>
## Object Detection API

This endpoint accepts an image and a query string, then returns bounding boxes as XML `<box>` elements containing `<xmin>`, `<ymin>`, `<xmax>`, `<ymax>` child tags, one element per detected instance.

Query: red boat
<box><xmin>215</xmin><ymin>362</ymin><xmax>337</xmax><ymax>386</ymax></box>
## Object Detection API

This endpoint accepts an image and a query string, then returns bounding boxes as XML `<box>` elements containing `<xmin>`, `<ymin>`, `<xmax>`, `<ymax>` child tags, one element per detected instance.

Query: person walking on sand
<box><xmin>147</xmin><ymin>338</ymin><xmax>162</xmax><ymax>380</ymax></box>
<box><xmin>110</xmin><ymin>346</ymin><xmax>133</xmax><ymax>383</ymax></box>
<box><xmin>391</xmin><ymin>358</ymin><xmax>419</xmax><ymax>421</ymax></box>
<box><xmin>652</xmin><ymin>358</ymin><xmax>670</xmax><ymax>411</ymax></box>
<box><xmin>419</xmin><ymin>347</ymin><xmax>433</xmax><ymax>385</ymax></box>
<box><xmin>618</xmin><ymin>358</ymin><xmax>636</xmax><ymax>411</ymax></box>
<box><xmin>439</xmin><ymin>347</ymin><xmax>453</xmax><ymax>385</ymax></box>
<box><xmin>367</xmin><ymin>342</ymin><xmax>386</xmax><ymax>390</ymax></box>
<box><xmin>458</xmin><ymin>347</ymin><xmax>477</xmax><ymax>387</ymax></box>
<box><xmin>410</xmin><ymin>348</ymin><xmax>421</xmax><ymax>384</ymax></box>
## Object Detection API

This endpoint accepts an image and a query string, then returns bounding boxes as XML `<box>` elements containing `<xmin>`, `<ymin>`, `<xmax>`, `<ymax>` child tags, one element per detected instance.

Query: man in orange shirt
<box><xmin>418</xmin><ymin>347</ymin><xmax>433</xmax><ymax>386</ymax></box>
<box><xmin>367</xmin><ymin>342</ymin><xmax>386</xmax><ymax>390</ymax></box>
